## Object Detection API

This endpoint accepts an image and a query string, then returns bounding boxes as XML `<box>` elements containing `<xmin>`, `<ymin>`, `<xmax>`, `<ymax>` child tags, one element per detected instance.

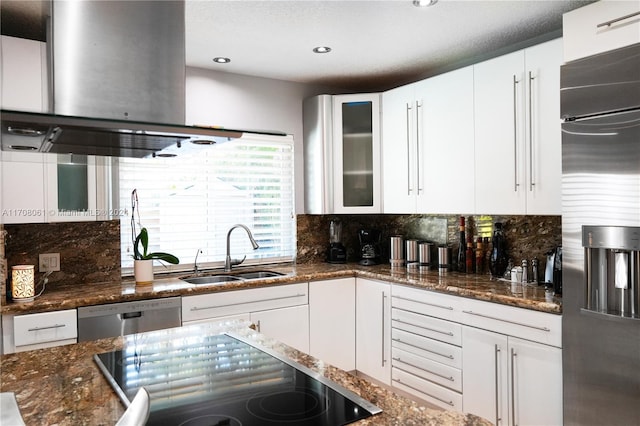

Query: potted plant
<box><xmin>131</xmin><ymin>189</ymin><xmax>179</xmax><ymax>285</ymax></box>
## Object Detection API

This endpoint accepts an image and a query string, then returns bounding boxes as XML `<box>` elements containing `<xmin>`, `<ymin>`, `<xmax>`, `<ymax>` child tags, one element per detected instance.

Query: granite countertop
<box><xmin>0</xmin><ymin>262</ymin><xmax>561</xmax><ymax>315</ymax></box>
<box><xmin>0</xmin><ymin>320</ymin><xmax>491</xmax><ymax>426</ymax></box>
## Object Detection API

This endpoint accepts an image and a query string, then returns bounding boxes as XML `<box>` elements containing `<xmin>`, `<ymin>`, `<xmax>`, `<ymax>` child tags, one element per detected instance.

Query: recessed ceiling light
<box><xmin>213</xmin><ymin>57</ymin><xmax>231</xmax><ymax>64</ymax></box>
<box><xmin>413</xmin><ymin>0</ymin><xmax>437</xmax><ymax>6</ymax></box>
<box><xmin>313</xmin><ymin>46</ymin><xmax>332</xmax><ymax>54</ymax></box>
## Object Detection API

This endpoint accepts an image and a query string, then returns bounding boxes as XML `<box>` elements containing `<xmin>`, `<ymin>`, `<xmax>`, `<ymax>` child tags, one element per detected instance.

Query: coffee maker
<box><xmin>359</xmin><ymin>229</ymin><xmax>381</xmax><ymax>266</ymax></box>
<box><xmin>327</xmin><ymin>220</ymin><xmax>346</xmax><ymax>263</ymax></box>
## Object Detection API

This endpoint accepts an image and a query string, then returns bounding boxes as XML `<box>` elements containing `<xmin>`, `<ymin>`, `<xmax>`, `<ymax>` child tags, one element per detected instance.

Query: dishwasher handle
<box><xmin>120</xmin><ymin>311</ymin><xmax>143</xmax><ymax>320</ymax></box>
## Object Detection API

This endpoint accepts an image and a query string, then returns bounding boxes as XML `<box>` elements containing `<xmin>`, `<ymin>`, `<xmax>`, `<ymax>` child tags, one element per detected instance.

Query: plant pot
<box><xmin>134</xmin><ymin>259</ymin><xmax>154</xmax><ymax>285</ymax></box>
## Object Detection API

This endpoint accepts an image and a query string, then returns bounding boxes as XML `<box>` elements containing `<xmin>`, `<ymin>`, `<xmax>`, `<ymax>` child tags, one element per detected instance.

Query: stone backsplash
<box><xmin>297</xmin><ymin>214</ymin><xmax>561</xmax><ymax>274</ymax></box>
<box><xmin>2</xmin><ymin>221</ymin><xmax>121</xmax><ymax>300</ymax></box>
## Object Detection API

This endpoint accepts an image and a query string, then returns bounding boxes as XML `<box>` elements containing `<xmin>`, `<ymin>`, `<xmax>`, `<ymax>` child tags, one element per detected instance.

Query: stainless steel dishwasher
<box><xmin>77</xmin><ymin>297</ymin><xmax>181</xmax><ymax>342</ymax></box>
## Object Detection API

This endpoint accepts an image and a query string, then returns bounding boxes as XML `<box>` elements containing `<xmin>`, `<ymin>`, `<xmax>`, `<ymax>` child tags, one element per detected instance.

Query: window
<box><xmin>117</xmin><ymin>134</ymin><xmax>296</xmax><ymax>274</ymax></box>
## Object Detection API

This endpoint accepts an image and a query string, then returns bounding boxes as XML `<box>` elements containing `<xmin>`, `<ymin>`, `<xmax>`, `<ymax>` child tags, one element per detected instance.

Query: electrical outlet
<box><xmin>39</xmin><ymin>253</ymin><xmax>61</xmax><ymax>272</ymax></box>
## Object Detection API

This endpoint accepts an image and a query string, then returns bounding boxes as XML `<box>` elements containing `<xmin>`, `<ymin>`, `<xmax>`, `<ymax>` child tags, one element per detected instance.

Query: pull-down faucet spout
<box><xmin>225</xmin><ymin>224</ymin><xmax>259</xmax><ymax>272</ymax></box>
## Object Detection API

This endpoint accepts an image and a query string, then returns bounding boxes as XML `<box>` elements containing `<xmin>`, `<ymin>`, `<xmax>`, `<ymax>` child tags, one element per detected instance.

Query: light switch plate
<box><xmin>39</xmin><ymin>253</ymin><xmax>60</xmax><ymax>272</ymax></box>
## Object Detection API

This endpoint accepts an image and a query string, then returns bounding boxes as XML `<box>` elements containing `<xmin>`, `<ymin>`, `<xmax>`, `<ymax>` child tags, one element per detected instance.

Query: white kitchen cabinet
<box><xmin>462</xmin><ymin>327</ymin><xmax>563</xmax><ymax>426</ymax></box>
<box><xmin>382</xmin><ymin>66</ymin><xmax>474</xmax><ymax>214</ymax></box>
<box><xmin>1</xmin><ymin>152</ymin><xmax>46</xmax><ymax>224</ymax></box>
<box><xmin>182</xmin><ymin>283</ymin><xmax>309</xmax><ymax>353</ymax></box>
<box><xmin>309</xmin><ymin>278</ymin><xmax>356</xmax><ymax>371</ymax></box>
<box><xmin>461</xmin><ymin>297</ymin><xmax>562</xmax><ymax>425</ymax></box>
<box><xmin>355</xmin><ymin>278</ymin><xmax>391</xmax><ymax>385</ymax></box>
<box><xmin>1</xmin><ymin>35</ymin><xmax>47</xmax><ymax>112</ymax></box>
<box><xmin>2</xmin><ymin>309</ymin><xmax>78</xmax><ymax>354</ymax></box>
<box><xmin>474</xmin><ymin>38</ymin><xmax>562</xmax><ymax>215</ymax></box>
<box><xmin>563</xmin><ymin>0</ymin><xmax>640</xmax><ymax>62</ymax></box>
<box><xmin>250</xmin><ymin>304</ymin><xmax>309</xmax><ymax>354</ymax></box>
<box><xmin>333</xmin><ymin>93</ymin><xmax>382</xmax><ymax>213</ymax></box>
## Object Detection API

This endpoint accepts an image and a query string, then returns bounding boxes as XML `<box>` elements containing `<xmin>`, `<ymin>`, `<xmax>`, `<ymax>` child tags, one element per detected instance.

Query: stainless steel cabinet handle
<box><xmin>28</xmin><ymin>323</ymin><xmax>66</xmax><ymax>332</ymax></box>
<box><xmin>513</xmin><ymin>74</ymin><xmax>520</xmax><ymax>192</ymax></box>
<box><xmin>191</xmin><ymin>293</ymin><xmax>306</xmax><ymax>311</ymax></box>
<box><xmin>495</xmin><ymin>344</ymin><xmax>502</xmax><ymax>425</ymax></box>
<box><xmin>393</xmin><ymin>378</ymin><xmax>454</xmax><ymax>407</ymax></box>
<box><xmin>382</xmin><ymin>292</ymin><xmax>387</xmax><ymax>367</ymax></box>
<box><xmin>416</xmin><ymin>100</ymin><xmax>423</xmax><ymax>195</ymax></box>
<box><xmin>462</xmin><ymin>310</ymin><xmax>551</xmax><ymax>332</ymax></box>
<box><xmin>392</xmin><ymin>295</ymin><xmax>454</xmax><ymax>311</ymax></box>
<box><xmin>392</xmin><ymin>337</ymin><xmax>454</xmax><ymax>360</ymax></box>
<box><xmin>597</xmin><ymin>11</ymin><xmax>640</xmax><ymax>28</ymax></box>
<box><xmin>392</xmin><ymin>357</ymin><xmax>455</xmax><ymax>382</ymax></box>
<box><xmin>511</xmin><ymin>348</ymin><xmax>518</xmax><ymax>426</ymax></box>
<box><xmin>406</xmin><ymin>103</ymin><xmax>413</xmax><ymax>196</ymax></box>
<box><xmin>528</xmin><ymin>71</ymin><xmax>535</xmax><ymax>191</ymax></box>
<box><xmin>392</xmin><ymin>318</ymin><xmax>454</xmax><ymax>337</ymax></box>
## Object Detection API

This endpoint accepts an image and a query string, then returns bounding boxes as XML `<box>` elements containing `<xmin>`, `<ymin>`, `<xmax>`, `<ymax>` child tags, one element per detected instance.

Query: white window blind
<box><xmin>117</xmin><ymin>134</ymin><xmax>296</xmax><ymax>274</ymax></box>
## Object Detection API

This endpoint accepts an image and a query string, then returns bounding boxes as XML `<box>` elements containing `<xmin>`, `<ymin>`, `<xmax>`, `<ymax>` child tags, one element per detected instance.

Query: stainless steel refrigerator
<box><xmin>561</xmin><ymin>43</ymin><xmax>640</xmax><ymax>425</ymax></box>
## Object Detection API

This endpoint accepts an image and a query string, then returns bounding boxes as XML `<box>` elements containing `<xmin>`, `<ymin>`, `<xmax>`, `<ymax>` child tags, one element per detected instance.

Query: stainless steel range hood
<box><xmin>1</xmin><ymin>1</ymin><xmax>285</xmax><ymax>158</ymax></box>
<box><xmin>1</xmin><ymin>109</ymin><xmax>286</xmax><ymax>158</ymax></box>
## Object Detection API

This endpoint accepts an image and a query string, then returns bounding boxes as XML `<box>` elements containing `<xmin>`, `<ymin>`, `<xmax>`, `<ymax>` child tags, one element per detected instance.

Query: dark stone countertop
<box><xmin>0</xmin><ymin>320</ymin><xmax>491</xmax><ymax>426</ymax></box>
<box><xmin>1</xmin><ymin>262</ymin><xmax>561</xmax><ymax>315</ymax></box>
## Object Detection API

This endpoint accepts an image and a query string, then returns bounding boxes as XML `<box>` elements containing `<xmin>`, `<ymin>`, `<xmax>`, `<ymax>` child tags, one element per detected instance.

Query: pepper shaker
<box><xmin>521</xmin><ymin>259</ymin><xmax>529</xmax><ymax>283</ymax></box>
<box><xmin>531</xmin><ymin>258</ymin><xmax>539</xmax><ymax>284</ymax></box>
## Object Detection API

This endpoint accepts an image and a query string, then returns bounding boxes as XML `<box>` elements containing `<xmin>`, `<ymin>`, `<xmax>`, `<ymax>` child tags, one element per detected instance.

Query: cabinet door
<box><xmin>309</xmin><ymin>278</ymin><xmax>356</xmax><ymax>371</ymax></box>
<box><xmin>333</xmin><ymin>93</ymin><xmax>382</xmax><ymax>213</ymax></box>
<box><xmin>1</xmin><ymin>36</ymin><xmax>47</xmax><ymax>111</ymax></box>
<box><xmin>418</xmin><ymin>66</ymin><xmax>475</xmax><ymax>214</ymax></box>
<box><xmin>508</xmin><ymin>337</ymin><xmax>563</xmax><ymax>426</ymax></box>
<box><xmin>382</xmin><ymin>84</ymin><xmax>417</xmax><ymax>213</ymax></box>
<box><xmin>523</xmin><ymin>39</ymin><xmax>562</xmax><ymax>215</ymax></box>
<box><xmin>474</xmin><ymin>50</ymin><xmax>527</xmax><ymax>214</ymax></box>
<box><xmin>462</xmin><ymin>326</ymin><xmax>509</xmax><ymax>426</ymax></box>
<box><xmin>1</xmin><ymin>152</ymin><xmax>46</xmax><ymax>224</ymax></box>
<box><xmin>45</xmin><ymin>155</ymin><xmax>98</xmax><ymax>221</ymax></box>
<box><xmin>251</xmin><ymin>304</ymin><xmax>309</xmax><ymax>354</ymax></box>
<box><xmin>356</xmin><ymin>278</ymin><xmax>391</xmax><ymax>385</ymax></box>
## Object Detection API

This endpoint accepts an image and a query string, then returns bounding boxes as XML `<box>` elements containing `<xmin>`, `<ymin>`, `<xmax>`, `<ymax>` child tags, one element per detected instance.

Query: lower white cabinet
<box><xmin>355</xmin><ymin>278</ymin><xmax>391</xmax><ymax>385</ymax></box>
<box><xmin>2</xmin><ymin>309</ymin><xmax>78</xmax><ymax>354</ymax></box>
<box><xmin>182</xmin><ymin>283</ymin><xmax>309</xmax><ymax>353</ymax></box>
<box><xmin>309</xmin><ymin>278</ymin><xmax>356</xmax><ymax>371</ymax></box>
<box><xmin>462</xmin><ymin>326</ymin><xmax>563</xmax><ymax>426</ymax></box>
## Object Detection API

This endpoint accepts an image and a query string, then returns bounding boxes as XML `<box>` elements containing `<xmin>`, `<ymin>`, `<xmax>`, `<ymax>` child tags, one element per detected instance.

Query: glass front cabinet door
<box><xmin>332</xmin><ymin>93</ymin><xmax>382</xmax><ymax>213</ymax></box>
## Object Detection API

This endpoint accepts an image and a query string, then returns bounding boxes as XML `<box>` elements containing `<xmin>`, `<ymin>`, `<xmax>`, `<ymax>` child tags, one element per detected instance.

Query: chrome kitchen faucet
<box><xmin>225</xmin><ymin>224</ymin><xmax>260</xmax><ymax>271</ymax></box>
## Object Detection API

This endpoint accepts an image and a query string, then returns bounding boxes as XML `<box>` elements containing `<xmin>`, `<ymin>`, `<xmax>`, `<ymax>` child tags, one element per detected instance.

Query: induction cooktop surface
<box><xmin>94</xmin><ymin>330</ymin><xmax>381</xmax><ymax>425</ymax></box>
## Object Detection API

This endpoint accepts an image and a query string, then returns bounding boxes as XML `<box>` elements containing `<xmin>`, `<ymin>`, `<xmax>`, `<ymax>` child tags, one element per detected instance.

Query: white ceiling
<box><xmin>185</xmin><ymin>0</ymin><xmax>595</xmax><ymax>91</ymax></box>
<box><xmin>1</xmin><ymin>0</ymin><xmax>596</xmax><ymax>92</ymax></box>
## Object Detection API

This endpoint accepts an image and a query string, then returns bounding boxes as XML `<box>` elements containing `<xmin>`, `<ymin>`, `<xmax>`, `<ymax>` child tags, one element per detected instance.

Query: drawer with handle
<box><xmin>391</xmin><ymin>307</ymin><xmax>461</xmax><ymax>346</ymax></box>
<box><xmin>392</xmin><ymin>284</ymin><xmax>462</xmax><ymax>322</ymax></box>
<box><xmin>391</xmin><ymin>327</ymin><xmax>462</xmax><ymax>369</ymax></box>
<box><xmin>392</xmin><ymin>346</ymin><xmax>462</xmax><ymax>392</ymax></box>
<box><xmin>392</xmin><ymin>366</ymin><xmax>463</xmax><ymax>412</ymax></box>
<box><xmin>461</xmin><ymin>298</ymin><xmax>561</xmax><ymax>347</ymax></box>
<box><xmin>13</xmin><ymin>309</ymin><xmax>77</xmax><ymax>347</ymax></box>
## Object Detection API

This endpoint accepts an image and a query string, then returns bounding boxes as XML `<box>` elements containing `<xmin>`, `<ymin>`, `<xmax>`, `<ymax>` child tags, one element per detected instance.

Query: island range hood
<box><xmin>1</xmin><ymin>1</ymin><xmax>285</xmax><ymax>158</ymax></box>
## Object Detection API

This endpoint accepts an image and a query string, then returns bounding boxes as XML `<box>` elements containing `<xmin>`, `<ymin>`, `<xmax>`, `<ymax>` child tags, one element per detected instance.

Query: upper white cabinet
<box><xmin>416</xmin><ymin>67</ymin><xmax>475</xmax><ymax>214</ymax></box>
<box><xmin>474</xmin><ymin>38</ymin><xmax>562</xmax><ymax>215</ymax></box>
<box><xmin>382</xmin><ymin>66</ymin><xmax>474</xmax><ymax>214</ymax></box>
<box><xmin>333</xmin><ymin>94</ymin><xmax>382</xmax><ymax>213</ymax></box>
<box><xmin>303</xmin><ymin>93</ymin><xmax>382</xmax><ymax>214</ymax></box>
<box><xmin>1</xmin><ymin>36</ymin><xmax>48</xmax><ymax>111</ymax></box>
<box><xmin>563</xmin><ymin>0</ymin><xmax>640</xmax><ymax>62</ymax></box>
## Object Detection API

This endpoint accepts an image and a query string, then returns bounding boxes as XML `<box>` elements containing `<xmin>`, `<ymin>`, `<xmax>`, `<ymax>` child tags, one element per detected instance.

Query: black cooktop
<box><xmin>94</xmin><ymin>331</ymin><xmax>381</xmax><ymax>425</ymax></box>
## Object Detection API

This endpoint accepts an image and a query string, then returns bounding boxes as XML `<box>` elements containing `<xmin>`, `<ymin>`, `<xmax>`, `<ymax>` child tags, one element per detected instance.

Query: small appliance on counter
<box><xmin>327</xmin><ymin>220</ymin><xmax>346</xmax><ymax>263</ymax></box>
<box><xmin>544</xmin><ymin>246</ymin><xmax>562</xmax><ymax>295</ymax></box>
<box><xmin>358</xmin><ymin>229</ymin><xmax>381</xmax><ymax>266</ymax></box>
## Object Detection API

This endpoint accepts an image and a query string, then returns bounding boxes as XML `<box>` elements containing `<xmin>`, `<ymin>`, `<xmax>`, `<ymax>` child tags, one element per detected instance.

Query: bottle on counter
<box><xmin>457</xmin><ymin>216</ymin><xmax>466</xmax><ymax>273</ymax></box>
<box><xmin>475</xmin><ymin>237</ymin><xmax>484</xmax><ymax>274</ymax></box>
<box><xmin>483</xmin><ymin>236</ymin><xmax>491</xmax><ymax>274</ymax></box>
<box><xmin>489</xmin><ymin>222</ymin><xmax>509</xmax><ymax>278</ymax></box>
<box><xmin>466</xmin><ymin>236</ymin><xmax>474</xmax><ymax>274</ymax></box>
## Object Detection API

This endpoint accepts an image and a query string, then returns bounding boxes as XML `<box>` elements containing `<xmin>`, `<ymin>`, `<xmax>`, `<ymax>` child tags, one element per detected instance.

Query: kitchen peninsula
<box><xmin>1</xmin><ymin>319</ymin><xmax>491</xmax><ymax>425</ymax></box>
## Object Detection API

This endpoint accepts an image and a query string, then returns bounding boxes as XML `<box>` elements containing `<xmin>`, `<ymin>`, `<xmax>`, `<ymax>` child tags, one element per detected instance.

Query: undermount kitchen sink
<box><xmin>233</xmin><ymin>270</ymin><xmax>285</xmax><ymax>279</ymax></box>
<box><xmin>182</xmin><ymin>275</ymin><xmax>244</xmax><ymax>285</ymax></box>
<box><xmin>181</xmin><ymin>270</ymin><xmax>285</xmax><ymax>285</ymax></box>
